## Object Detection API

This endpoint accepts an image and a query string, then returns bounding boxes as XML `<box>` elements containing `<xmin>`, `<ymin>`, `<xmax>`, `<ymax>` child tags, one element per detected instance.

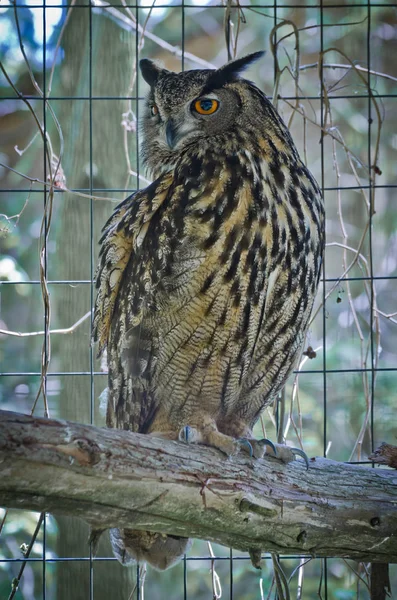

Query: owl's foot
<box><xmin>179</xmin><ymin>425</ymin><xmax>309</xmax><ymax>467</ymax></box>
<box><xmin>179</xmin><ymin>425</ymin><xmax>276</xmax><ymax>459</ymax></box>
<box><xmin>266</xmin><ymin>442</ymin><xmax>309</xmax><ymax>469</ymax></box>
<box><xmin>237</xmin><ymin>437</ymin><xmax>277</xmax><ymax>459</ymax></box>
<box><xmin>179</xmin><ymin>424</ymin><xmax>238</xmax><ymax>455</ymax></box>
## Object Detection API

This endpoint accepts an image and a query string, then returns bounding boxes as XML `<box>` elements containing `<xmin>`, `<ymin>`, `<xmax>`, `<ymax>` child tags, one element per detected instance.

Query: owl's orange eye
<box><xmin>193</xmin><ymin>98</ymin><xmax>219</xmax><ymax>115</ymax></box>
<box><xmin>151</xmin><ymin>104</ymin><xmax>159</xmax><ymax>116</ymax></box>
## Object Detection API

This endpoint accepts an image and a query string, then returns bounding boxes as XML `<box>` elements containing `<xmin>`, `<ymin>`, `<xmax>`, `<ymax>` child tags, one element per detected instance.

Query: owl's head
<box><xmin>139</xmin><ymin>52</ymin><xmax>271</xmax><ymax>178</ymax></box>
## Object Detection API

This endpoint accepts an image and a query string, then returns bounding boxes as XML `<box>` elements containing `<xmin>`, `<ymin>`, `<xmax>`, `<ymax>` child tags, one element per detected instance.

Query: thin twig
<box><xmin>271</xmin><ymin>554</ymin><xmax>290</xmax><ymax>600</ymax></box>
<box><xmin>0</xmin><ymin>310</ymin><xmax>92</xmax><ymax>338</ymax></box>
<box><xmin>7</xmin><ymin>513</ymin><xmax>45</xmax><ymax>600</ymax></box>
<box><xmin>207</xmin><ymin>541</ymin><xmax>222</xmax><ymax>599</ymax></box>
<box><xmin>300</xmin><ymin>62</ymin><xmax>397</xmax><ymax>83</ymax></box>
<box><xmin>0</xmin><ymin>162</ymin><xmax>121</xmax><ymax>203</ymax></box>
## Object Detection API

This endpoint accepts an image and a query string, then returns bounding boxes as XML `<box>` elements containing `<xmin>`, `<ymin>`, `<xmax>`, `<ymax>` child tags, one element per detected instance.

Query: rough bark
<box><xmin>368</xmin><ymin>445</ymin><xmax>395</xmax><ymax>599</ymax></box>
<box><xmin>0</xmin><ymin>410</ymin><xmax>396</xmax><ymax>564</ymax></box>
<box><xmin>369</xmin><ymin>443</ymin><xmax>397</xmax><ymax>470</ymax></box>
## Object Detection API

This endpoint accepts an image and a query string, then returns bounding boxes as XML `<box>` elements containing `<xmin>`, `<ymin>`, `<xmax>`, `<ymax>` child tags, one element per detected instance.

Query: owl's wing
<box><xmin>92</xmin><ymin>172</ymin><xmax>174</xmax><ymax>356</ymax></box>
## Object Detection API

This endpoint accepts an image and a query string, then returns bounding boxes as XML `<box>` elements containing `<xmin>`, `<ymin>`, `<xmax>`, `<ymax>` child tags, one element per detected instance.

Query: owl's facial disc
<box><xmin>139</xmin><ymin>54</ymin><xmax>265</xmax><ymax>176</ymax></box>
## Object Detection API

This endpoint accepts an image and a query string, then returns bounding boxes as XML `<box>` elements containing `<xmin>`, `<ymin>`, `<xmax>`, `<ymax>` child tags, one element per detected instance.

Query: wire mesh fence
<box><xmin>0</xmin><ymin>1</ymin><xmax>396</xmax><ymax>598</ymax></box>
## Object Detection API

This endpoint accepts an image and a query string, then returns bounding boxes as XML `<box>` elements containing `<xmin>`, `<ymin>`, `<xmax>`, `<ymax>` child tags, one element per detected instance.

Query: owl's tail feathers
<box><xmin>109</xmin><ymin>528</ymin><xmax>136</xmax><ymax>566</ymax></box>
<box><xmin>109</xmin><ymin>528</ymin><xmax>192</xmax><ymax>571</ymax></box>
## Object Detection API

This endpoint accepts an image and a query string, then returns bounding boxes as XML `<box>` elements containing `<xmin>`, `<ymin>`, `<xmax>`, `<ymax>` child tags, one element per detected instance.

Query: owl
<box><xmin>93</xmin><ymin>52</ymin><xmax>325</xmax><ymax>570</ymax></box>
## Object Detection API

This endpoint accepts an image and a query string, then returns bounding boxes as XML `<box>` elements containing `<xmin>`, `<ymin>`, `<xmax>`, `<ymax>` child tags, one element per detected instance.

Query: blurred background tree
<box><xmin>0</xmin><ymin>1</ymin><xmax>396</xmax><ymax>598</ymax></box>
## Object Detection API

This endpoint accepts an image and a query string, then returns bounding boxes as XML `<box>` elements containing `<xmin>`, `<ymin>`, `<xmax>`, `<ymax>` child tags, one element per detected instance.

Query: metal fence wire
<box><xmin>0</xmin><ymin>1</ymin><xmax>396</xmax><ymax>598</ymax></box>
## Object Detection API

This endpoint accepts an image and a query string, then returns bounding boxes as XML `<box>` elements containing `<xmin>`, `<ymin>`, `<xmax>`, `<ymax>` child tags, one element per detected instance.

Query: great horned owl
<box><xmin>93</xmin><ymin>52</ymin><xmax>325</xmax><ymax>570</ymax></box>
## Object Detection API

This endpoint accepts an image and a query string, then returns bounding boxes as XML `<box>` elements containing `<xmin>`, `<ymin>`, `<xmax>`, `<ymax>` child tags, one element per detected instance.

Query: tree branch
<box><xmin>0</xmin><ymin>410</ymin><xmax>396</xmax><ymax>563</ymax></box>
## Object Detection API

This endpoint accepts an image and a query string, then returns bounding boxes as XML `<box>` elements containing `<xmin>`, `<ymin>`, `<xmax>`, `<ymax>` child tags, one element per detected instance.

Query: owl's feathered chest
<box><xmin>155</xmin><ymin>146</ymin><xmax>323</xmax><ymax>305</ymax></box>
<box><xmin>94</xmin><ymin>143</ymin><xmax>324</xmax><ymax>430</ymax></box>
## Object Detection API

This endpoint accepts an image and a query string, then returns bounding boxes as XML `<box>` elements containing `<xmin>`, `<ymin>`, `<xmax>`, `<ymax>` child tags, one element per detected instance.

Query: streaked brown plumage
<box><xmin>93</xmin><ymin>52</ymin><xmax>325</xmax><ymax>569</ymax></box>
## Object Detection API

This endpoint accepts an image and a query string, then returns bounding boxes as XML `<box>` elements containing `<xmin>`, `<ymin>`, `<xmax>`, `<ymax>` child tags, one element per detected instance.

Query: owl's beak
<box><xmin>165</xmin><ymin>119</ymin><xmax>178</xmax><ymax>149</ymax></box>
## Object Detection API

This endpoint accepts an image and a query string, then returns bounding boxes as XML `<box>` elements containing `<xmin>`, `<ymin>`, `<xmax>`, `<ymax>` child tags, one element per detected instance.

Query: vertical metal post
<box><xmin>42</xmin><ymin>2</ymin><xmax>48</xmax><ymax>596</ymax></box>
<box><xmin>89</xmin><ymin>5</ymin><xmax>95</xmax><ymax>598</ymax></box>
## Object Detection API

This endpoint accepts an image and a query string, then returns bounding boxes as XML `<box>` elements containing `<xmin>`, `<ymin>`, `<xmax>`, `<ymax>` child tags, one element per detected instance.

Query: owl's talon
<box><xmin>290</xmin><ymin>447</ymin><xmax>310</xmax><ymax>470</ymax></box>
<box><xmin>184</xmin><ymin>425</ymin><xmax>191</xmax><ymax>442</ymax></box>
<box><xmin>236</xmin><ymin>438</ymin><xmax>276</xmax><ymax>459</ymax></box>
<box><xmin>237</xmin><ymin>438</ymin><xmax>254</xmax><ymax>457</ymax></box>
<box><xmin>237</xmin><ymin>438</ymin><xmax>278</xmax><ymax>459</ymax></box>
<box><xmin>178</xmin><ymin>425</ymin><xmax>195</xmax><ymax>443</ymax></box>
<box><xmin>267</xmin><ymin>443</ymin><xmax>309</xmax><ymax>467</ymax></box>
<box><xmin>258</xmin><ymin>438</ymin><xmax>277</xmax><ymax>457</ymax></box>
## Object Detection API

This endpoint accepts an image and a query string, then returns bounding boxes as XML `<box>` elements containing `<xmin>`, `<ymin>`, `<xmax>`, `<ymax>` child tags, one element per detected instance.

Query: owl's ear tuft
<box><xmin>205</xmin><ymin>51</ymin><xmax>265</xmax><ymax>90</ymax></box>
<box><xmin>221</xmin><ymin>51</ymin><xmax>265</xmax><ymax>78</ymax></box>
<box><xmin>140</xmin><ymin>59</ymin><xmax>167</xmax><ymax>87</ymax></box>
